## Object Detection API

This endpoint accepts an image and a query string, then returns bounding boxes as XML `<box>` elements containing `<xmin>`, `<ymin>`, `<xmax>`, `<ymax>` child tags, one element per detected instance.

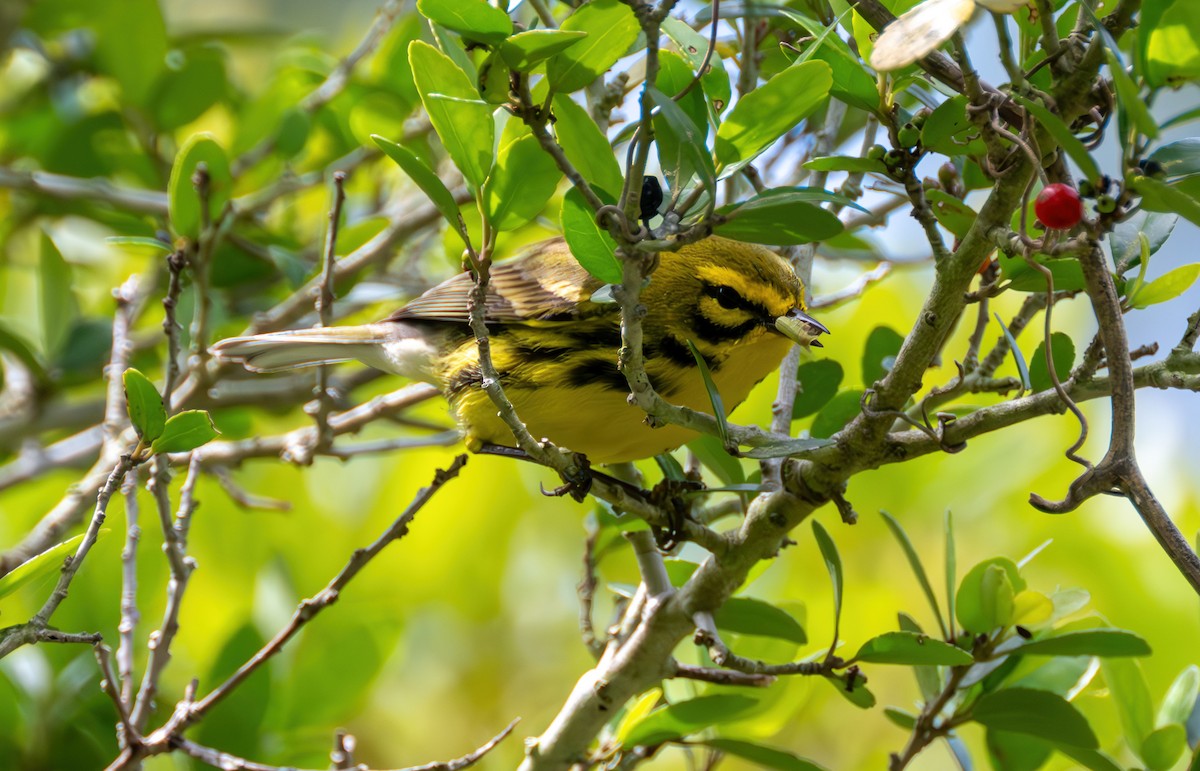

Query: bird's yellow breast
<box><xmin>444</xmin><ymin>327</ymin><xmax>793</xmax><ymax>464</ymax></box>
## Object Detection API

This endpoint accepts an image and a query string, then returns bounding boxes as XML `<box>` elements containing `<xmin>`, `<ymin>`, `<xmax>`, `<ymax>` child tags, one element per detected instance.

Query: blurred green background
<box><xmin>1</xmin><ymin>0</ymin><xmax>1198</xmax><ymax>769</ymax></box>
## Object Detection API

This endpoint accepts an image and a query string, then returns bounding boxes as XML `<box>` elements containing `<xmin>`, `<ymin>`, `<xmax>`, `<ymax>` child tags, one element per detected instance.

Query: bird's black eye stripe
<box><xmin>702</xmin><ymin>283</ymin><xmax>772</xmax><ymax>320</ymax></box>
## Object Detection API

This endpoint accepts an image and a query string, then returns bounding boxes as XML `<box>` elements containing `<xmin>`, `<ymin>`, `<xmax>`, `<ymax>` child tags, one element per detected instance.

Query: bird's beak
<box><xmin>774</xmin><ymin>308</ymin><xmax>830</xmax><ymax>348</ymax></box>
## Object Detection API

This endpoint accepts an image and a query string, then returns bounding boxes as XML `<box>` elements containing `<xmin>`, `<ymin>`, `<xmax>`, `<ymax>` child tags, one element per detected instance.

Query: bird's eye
<box><xmin>714</xmin><ymin>286</ymin><xmax>742</xmax><ymax>310</ymax></box>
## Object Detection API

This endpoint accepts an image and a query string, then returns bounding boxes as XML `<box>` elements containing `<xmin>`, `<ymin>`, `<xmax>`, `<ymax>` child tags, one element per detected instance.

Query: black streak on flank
<box><xmin>567</xmin><ymin>356</ymin><xmax>630</xmax><ymax>392</ymax></box>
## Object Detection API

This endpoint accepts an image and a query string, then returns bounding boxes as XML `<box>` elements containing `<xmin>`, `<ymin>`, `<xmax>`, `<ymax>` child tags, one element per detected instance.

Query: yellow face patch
<box><xmin>695</xmin><ymin>264</ymin><xmax>796</xmax><ymax>316</ymax></box>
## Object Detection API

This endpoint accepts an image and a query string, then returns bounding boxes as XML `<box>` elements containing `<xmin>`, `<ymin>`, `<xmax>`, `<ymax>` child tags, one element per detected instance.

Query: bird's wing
<box><xmin>385</xmin><ymin>239</ymin><xmax>607</xmax><ymax>324</ymax></box>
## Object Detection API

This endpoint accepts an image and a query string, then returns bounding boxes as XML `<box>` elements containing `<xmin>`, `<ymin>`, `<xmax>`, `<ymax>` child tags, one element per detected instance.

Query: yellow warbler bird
<box><xmin>212</xmin><ymin>236</ymin><xmax>828</xmax><ymax>464</ymax></box>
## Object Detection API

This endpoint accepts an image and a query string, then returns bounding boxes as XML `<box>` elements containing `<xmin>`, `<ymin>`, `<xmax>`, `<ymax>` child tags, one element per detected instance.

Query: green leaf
<box><xmin>686</xmin><ymin>339</ymin><xmax>729</xmax><ymax>447</ymax></box>
<box><xmin>552</xmin><ymin>94</ymin><xmax>624</xmax><ymax>198</ymax></box>
<box><xmin>812</xmin><ymin>520</ymin><xmax>842</xmax><ymax>641</ymax></box>
<box><xmin>547</xmin><ymin>0</ymin><xmax>640</xmax><ymax>93</ymax></box>
<box><xmin>1130</xmin><ymin>174</ymin><xmax>1200</xmax><ymax>227</ymax></box>
<box><xmin>1102</xmin><ymin>658</ymin><xmax>1155</xmax><ymax>750</ymax></box>
<box><xmin>822</xmin><ymin>671</ymin><xmax>875</xmax><ymax>708</ymax></box>
<box><xmin>1142</xmin><ymin>724</ymin><xmax>1187</xmax><ymax>771</ymax></box>
<box><xmin>561</xmin><ymin>187</ymin><xmax>620</xmax><ymax>284</ymax></box>
<box><xmin>1150</xmin><ymin>138</ymin><xmax>1200</xmax><ymax>178</ymax></box>
<box><xmin>793</xmin><ymin>360</ymin><xmax>843</xmax><ymax>419</ymax></box>
<box><xmin>883</xmin><ymin>708</ymin><xmax>917</xmax><ymax>730</ymax></box>
<box><xmin>1028</xmin><ymin>332</ymin><xmax>1075</xmax><ymax>393</ymax></box>
<box><xmin>687</xmin><ymin>433</ymin><xmax>745</xmax><ymax>486</ymax></box>
<box><xmin>740</xmin><ymin>437</ymin><xmax>833</xmax><ymax>459</ymax></box>
<box><xmin>861</xmin><ymin>325</ymin><xmax>904</xmax><ymax>387</ymax></box>
<box><xmin>803</xmin><ymin>155</ymin><xmax>887</xmax><ymax>174</ymax></box>
<box><xmin>1018</xmin><ymin>629</ymin><xmax>1151</xmax><ymax>658</ymax></box>
<box><xmin>998</xmin><ymin>252</ymin><xmax>1086</xmax><ymax>293</ymax></box>
<box><xmin>715</xmin><ymin>60</ymin><xmax>832</xmax><ymax>176</ymax></box>
<box><xmin>485</xmin><ymin>133</ymin><xmax>561</xmax><ymax>231</ymax></box>
<box><xmin>372</xmin><ymin>134</ymin><xmax>465</xmax><ymax>244</ymax></box>
<box><xmin>880</xmin><ymin>511</ymin><xmax>945</xmax><ymax>634</ymax></box>
<box><xmin>0</xmin><ymin>532</ymin><xmax>106</xmax><ymax>606</ymax></box>
<box><xmin>93</xmin><ymin>0</ymin><xmax>167</xmax><ymax>106</ymax></box>
<box><xmin>500</xmin><ymin>30</ymin><xmax>588</xmax><ymax>71</ymax></box>
<box><xmin>151</xmin><ymin>45</ymin><xmax>228</xmax><ymax>131</ymax></box>
<box><xmin>925</xmin><ymin>189</ymin><xmax>976</xmax><ymax>240</ymax></box>
<box><xmin>620</xmin><ymin>694</ymin><xmax>759</xmax><ymax>748</ymax></box>
<box><xmin>853</xmin><ymin>631</ymin><xmax>972</xmax><ymax>666</ymax></box>
<box><xmin>778</xmin><ymin>9</ymin><xmax>876</xmax><ymax>113</ymax></box>
<box><xmin>1143</xmin><ymin>0</ymin><xmax>1200</xmax><ymax>87</ymax></box>
<box><xmin>417</xmin><ymin>0</ymin><xmax>512</xmax><ymax>45</ymax></box>
<box><xmin>38</xmin><ymin>233</ymin><xmax>76</xmax><ymax>357</ymax></box>
<box><xmin>661</xmin><ymin>17</ymin><xmax>731</xmax><ymax>111</ymax></box>
<box><xmin>956</xmin><ymin>557</ymin><xmax>1024</xmax><ymax>634</ymax></box>
<box><xmin>1158</xmin><ymin>665</ymin><xmax>1200</xmax><ymax>727</ymax></box>
<box><xmin>1110</xmin><ymin>210</ymin><xmax>1177</xmax><ymax>269</ymax></box>
<box><xmin>898</xmin><ymin>613</ymin><xmax>942</xmax><ymax>701</ymax></box>
<box><xmin>409</xmin><ymin>40</ymin><xmax>494</xmax><ymax>190</ymax></box>
<box><xmin>1129</xmin><ymin>263</ymin><xmax>1200</xmax><ymax>309</ymax></box>
<box><xmin>921</xmin><ymin>95</ymin><xmax>972</xmax><ymax>155</ymax></box>
<box><xmin>972</xmin><ymin>688</ymin><xmax>1099</xmax><ymax>749</ymax></box>
<box><xmin>714</xmin><ymin>597</ymin><xmax>806</xmax><ymax>645</ymax></box>
<box><xmin>715</xmin><ymin>191</ymin><xmax>844</xmax><ymax>245</ymax></box>
<box><xmin>195</xmin><ymin>622</ymin><xmax>271</xmax><ymax>758</ymax></box>
<box><xmin>150</xmin><ymin>410</ymin><xmax>220</xmax><ymax>455</ymax></box>
<box><xmin>649</xmin><ymin>84</ymin><xmax>715</xmax><ymax>194</ymax></box>
<box><xmin>123</xmin><ymin>368</ymin><xmax>166</xmax><ymax>442</ymax></box>
<box><xmin>0</xmin><ymin>319</ymin><xmax>47</xmax><ymax>382</ymax></box>
<box><xmin>701</xmin><ymin>739</ymin><xmax>827</xmax><ymax>771</ymax></box>
<box><xmin>1011</xmin><ymin>95</ymin><xmax>1101</xmax><ymax>183</ymax></box>
<box><xmin>986</xmin><ymin>729</ymin><xmax>1054</xmax><ymax>771</ymax></box>
<box><xmin>945</xmin><ymin>510</ymin><xmax>957</xmax><ymax>636</ymax></box>
<box><xmin>168</xmin><ymin>133</ymin><xmax>233</xmax><ymax>239</ymax></box>
<box><xmin>1105</xmin><ymin>49</ymin><xmax>1158</xmax><ymax>140</ymax></box>
<box><xmin>810</xmin><ymin>389</ymin><xmax>863</xmax><ymax>439</ymax></box>
<box><xmin>993</xmin><ymin>313</ymin><xmax>1031</xmax><ymax>392</ymax></box>
<box><xmin>106</xmin><ymin>236</ymin><xmax>173</xmax><ymax>253</ymax></box>
<box><xmin>1057</xmin><ymin>747</ymin><xmax>1126</xmax><ymax>771</ymax></box>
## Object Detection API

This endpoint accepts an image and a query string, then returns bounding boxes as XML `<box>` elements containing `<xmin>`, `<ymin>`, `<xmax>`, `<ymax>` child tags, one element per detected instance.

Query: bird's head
<box><xmin>642</xmin><ymin>237</ymin><xmax>829</xmax><ymax>362</ymax></box>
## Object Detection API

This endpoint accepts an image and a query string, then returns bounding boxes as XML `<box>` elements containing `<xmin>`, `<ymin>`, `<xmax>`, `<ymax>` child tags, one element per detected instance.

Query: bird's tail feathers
<box><xmin>212</xmin><ymin>324</ymin><xmax>393</xmax><ymax>373</ymax></box>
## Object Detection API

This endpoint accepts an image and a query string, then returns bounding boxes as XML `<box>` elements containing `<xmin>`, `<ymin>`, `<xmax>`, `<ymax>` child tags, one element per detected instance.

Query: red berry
<box><xmin>1034</xmin><ymin>183</ymin><xmax>1084</xmax><ymax>230</ymax></box>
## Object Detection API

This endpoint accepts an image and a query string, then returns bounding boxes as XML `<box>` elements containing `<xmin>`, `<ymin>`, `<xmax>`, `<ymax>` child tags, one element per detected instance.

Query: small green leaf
<box><xmin>715</xmin><ymin>60</ymin><xmax>832</xmax><ymax>176</ymax></box>
<box><xmin>898</xmin><ymin>613</ymin><xmax>942</xmax><ymax>701</ymax></box>
<box><xmin>701</xmin><ymin>739</ymin><xmax>827</xmax><ymax>771</ymax></box>
<box><xmin>1104</xmin><ymin>49</ymin><xmax>1158</xmax><ymax>140</ymax></box>
<box><xmin>106</xmin><ymin>236</ymin><xmax>173</xmax><ymax>253</ymax></box>
<box><xmin>1018</xmin><ymin>629</ymin><xmax>1151</xmax><ymax>658</ymax></box>
<box><xmin>994</xmin><ymin>313</ymin><xmax>1031</xmax><ymax>392</ymax></box>
<box><xmin>38</xmin><ymin>233</ymin><xmax>77</xmax><ymax>357</ymax></box>
<box><xmin>810</xmin><ymin>389</ymin><xmax>863</xmax><ymax>439</ymax></box>
<box><xmin>921</xmin><ymin>95</ymin><xmax>972</xmax><ymax>154</ymax></box>
<box><xmin>620</xmin><ymin>694</ymin><xmax>759</xmax><ymax>748</ymax></box>
<box><xmin>1130</xmin><ymin>174</ymin><xmax>1200</xmax><ymax>227</ymax></box>
<box><xmin>803</xmin><ymin>156</ymin><xmax>887</xmax><ymax>174</ymax></box>
<box><xmin>150</xmin><ymin>410</ymin><xmax>220</xmax><ymax>455</ymax></box>
<box><xmin>972</xmin><ymin>688</ymin><xmax>1099</xmax><ymax>749</ymax></box>
<box><xmin>884</xmin><ymin>708</ymin><xmax>917</xmax><ymax>730</ymax></box>
<box><xmin>1012</xmin><ymin>95</ymin><xmax>1101</xmax><ymax>183</ymax></box>
<box><xmin>485</xmin><ymin>133</ymin><xmax>561</xmax><ymax>230</ymax></box>
<box><xmin>714</xmin><ymin>597</ymin><xmax>806</xmax><ymax>645</ymax></box>
<box><xmin>740</xmin><ymin>436</ymin><xmax>833</xmax><ymax>459</ymax></box>
<box><xmin>1129</xmin><ymin>263</ymin><xmax>1200</xmax><ymax>309</ymax></box>
<box><xmin>986</xmin><ymin>729</ymin><xmax>1054</xmax><ymax>771</ymax></box>
<box><xmin>822</xmin><ymin>671</ymin><xmax>875</xmax><ymax>708</ymax></box>
<box><xmin>861</xmin><ymin>326</ymin><xmax>904</xmax><ymax>387</ymax></box>
<box><xmin>0</xmin><ymin>532</ymin><xmax>106</xmax><ymax>605</ymax></box>
<box><xmin>687</xmin><ymin>433</ymin><xmax>744</xmax><ymax>486</ymax></box>
<box><xmin>999</xmin><ymin>253</ymin><xmax>1087</xmax><ymax>293</ymax></box>
<box><xmin>793</xmin><ymin>360</ymin><xmax>843</xmax><ymax>419</ymax></box>
<box><xmin>649</xmin><ymin>85</ymin><xmax>716</xmax><ymax>194</ymax></box>
<box><xmin>168</xmin><ymin>133</ymin><xmax>232</xmax><ymax>238</ymax></box>
<box><xmin>547</xmin><ymin>0</ymin><xmax>639</xmax><ymax>93</ymax></box>
<box><xmin>1158</xmin><ymin>665</ymin><xmax>1200</xmax><ymax>727</ymax></box>
<box><xmin>500</xmin><ymin>30</ymin><xmax>588</xmax><ymax>71</ymax></box>
<box><xmin>661</xmin><ymin>17</ymin><xmax>731</xmax><ymax>111</ymax></box>
<box><xmin>561</xmin><ymin>187</ymin><xmax>620</xmax><ymax>283</ymax></box>
<box><xmin>1142</xmin><ymin>0</ymin><xmax>1200</xmax><ymax>87</ymax></box>
<box><xmin>409</xmin><ymin>40</ymin><xmax>494</xmax><ymax>190</ymax></box>
<box><xmin>925</xmin><ymin>189</ymin><xmax>976</xmax><ymax>240</ymax></box>
<box><xmin>1102</xmin><ymin>658</ymin><xmax>1155</xmax><ymax>750</ymax></box>
<box><xmin>686</xmin><ymin>339</ymin><xmax>729</xmax><ymax>447</ymax></box>
<box><xmin>416</xmin><ymin>0</ymin><xmax>512</xmax><ymax>45</ymax></box>
<box><xmin>1028</xmin><ymin>332</ymin><xmax>1075</xmax><ymax>393</ymax></box>
<box><xmin>853</xmin><ymin>631</ymin><xmax>972</xmax><ymax>666</ymax></box>
<box><xmin>123</xmin><ymin>368</ymin><xmax>167</xmax><ymax>442</ymax></box>
<box><xmin>880</xmin><ymin>511</ymin><xmax>945</xmax><ymax>636</ymax></box>
<box><xmin>812</xmin><ymin>520</ymin><xmax>842</xmax><ymax>642</ymax></box>
<box><xmin>715</xmin><ymin>191</ymin><xmax>844</xmax><ymax>245</ymax></box>
<box><xmin>1142</xmin><ymin>724</ymin><xmax>1187</xmax><ymax>771</ymax></box>
<box><xmin>956</xmin><ymin>557</ymin><xmax>1024</xmax><ymax>634</ymax></box>
<box><xmin>372</xmin><ymin>134</ymin><xmax>465</xmax><ymax>244</ymax></box>
<box><xmin>552</xmin><ymin>94</ymin><xmax>624</xmax><ymax>198</ymax></box>
<box><xmin>1150</xmin><ymin>138</ymin><xmax>1200</xmax><ymax>178</ymax></box>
